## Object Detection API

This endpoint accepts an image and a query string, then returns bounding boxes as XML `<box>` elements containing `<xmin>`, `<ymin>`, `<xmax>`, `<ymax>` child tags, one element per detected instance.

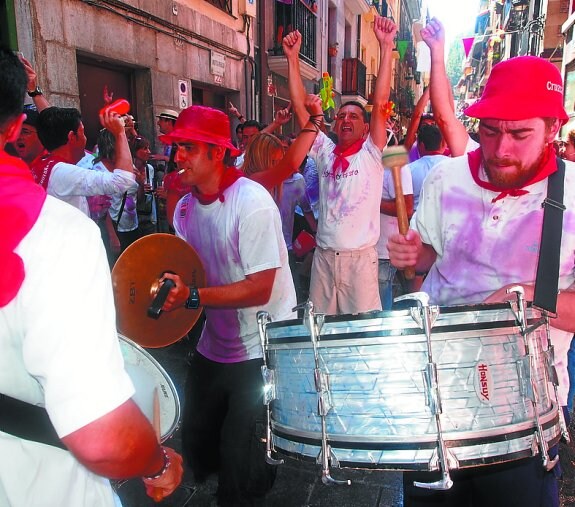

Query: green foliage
<box><xmin>446</xmin><ymin>37</ymin><xmax>465</xmax><ymax>88</ymax></box>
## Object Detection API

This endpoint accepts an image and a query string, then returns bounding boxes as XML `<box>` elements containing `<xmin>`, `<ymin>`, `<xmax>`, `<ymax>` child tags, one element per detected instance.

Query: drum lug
<box><xmin>543</xmin><ymin>346</ymin><xmax>559</xmax><ymax>387</ymax></box>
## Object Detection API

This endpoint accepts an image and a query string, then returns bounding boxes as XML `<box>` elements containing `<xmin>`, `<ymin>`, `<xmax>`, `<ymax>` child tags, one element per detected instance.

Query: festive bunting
<box><xmin>396</xmin><ymin>40</ymin><xmax>409</xmax><ymax>61</ymax></box>
<box><xmin>462</xmin><ymin>37</ymin><xmax>475</xmax><ymax>58</ymax></box>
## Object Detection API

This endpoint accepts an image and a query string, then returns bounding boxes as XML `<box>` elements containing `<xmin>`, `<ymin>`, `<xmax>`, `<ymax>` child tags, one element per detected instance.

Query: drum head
<box><xmin>112</xmin><ymin>233</ymin><xmax>205</xmax><ymax>347</ymax></box>
<box><xmin>119</xmin><ymin>334</ymin><xmax>180</xmax><ymax>442</ymax></box>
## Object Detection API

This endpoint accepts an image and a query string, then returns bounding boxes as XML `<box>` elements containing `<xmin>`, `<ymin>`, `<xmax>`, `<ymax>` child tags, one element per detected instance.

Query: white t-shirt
<box><xmin>0</xmin><ymin>196</ymin><xmax>135</xmax><ymax>506</ymax></box>
<box><xmin>309</xmin><ymin>132</ymin><xmax>385</xmax><ymax>251</ymax></box>
<box><xmin>407</xmin><ymin>154</ymin><xmax>448</xmax><ymax>211</ymax></box>
<box><xmin>376</xmin><ymin>165</ymin><xmax>413</xmax><ymax>260</ymax></box>
<box><xmin>173</xmin><ymin>177</ymin><xmax>296</xmax><ymax>363</ymax></box>
<box><xmin>414</xmin><ymin>154</ymin><xmax>575</xmax><ymax>404</ymax></box>
<box><xmin>46</xmin><ymin>162</ymin><xmax>136</xmax><ymax>217</ymax></box>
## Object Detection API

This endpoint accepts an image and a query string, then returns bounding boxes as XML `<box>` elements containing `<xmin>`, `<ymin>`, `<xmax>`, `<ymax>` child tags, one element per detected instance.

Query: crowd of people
<box><xmin>2</xmin><ymin>12</ymin><xmax>575</xmax><ymax>507</ymax></box>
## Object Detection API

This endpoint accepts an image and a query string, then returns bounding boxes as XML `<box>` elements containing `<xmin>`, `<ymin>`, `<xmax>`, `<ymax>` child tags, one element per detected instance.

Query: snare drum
<box><xmin>119</xmin><ymin>335</ymin><xmax>180</xmax><ymax>442</ymax></box>
<box><xmin>264</xmin><ymin>303</ymin><xmax>561</xmax><ymax>471</ymax></box>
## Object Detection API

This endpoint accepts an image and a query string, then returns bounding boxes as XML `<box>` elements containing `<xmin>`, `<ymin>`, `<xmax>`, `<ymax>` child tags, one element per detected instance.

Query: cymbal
<box><xmin>112</xmin><ymin>233</ymin><xmax>205</xmax><ymax>348</ymax></box>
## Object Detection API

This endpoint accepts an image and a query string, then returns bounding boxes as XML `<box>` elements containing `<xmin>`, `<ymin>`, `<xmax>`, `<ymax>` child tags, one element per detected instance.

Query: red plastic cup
<box><xmin>100</xmin><ymin>98</ymin><xmax>130</xmax><ymax>117</ymax></box>
<box><xmin>292</xmin><ymin>231</ymin><xmax>316</xmax><ymax>257</ymax></box>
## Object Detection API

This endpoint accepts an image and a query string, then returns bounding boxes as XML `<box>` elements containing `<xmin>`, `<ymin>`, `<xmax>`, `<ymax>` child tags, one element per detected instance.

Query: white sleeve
<box><xmin>48</xmin><ymin>163</ymin><xmax>136</xmax><ymax>198</ymax></box>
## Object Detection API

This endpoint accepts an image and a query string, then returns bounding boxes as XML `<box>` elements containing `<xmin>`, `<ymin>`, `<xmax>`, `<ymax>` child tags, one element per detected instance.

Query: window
<box><xmin>205</xmin><ymin>0</ymin><xmax>232</xmax><ymax>15</ymax></box>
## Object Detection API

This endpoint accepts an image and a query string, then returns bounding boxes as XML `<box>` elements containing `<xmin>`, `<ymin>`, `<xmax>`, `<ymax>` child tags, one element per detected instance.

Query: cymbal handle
<box><xmin>147</xmin><ymin>279</ymin><xmax>176</xmax><ymax>319</ymax></box>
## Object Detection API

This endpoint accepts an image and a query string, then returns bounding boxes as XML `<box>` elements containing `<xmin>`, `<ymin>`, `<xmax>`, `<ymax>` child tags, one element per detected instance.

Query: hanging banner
<box><xmin>396</xmin><ymin>40</ymin><xmax>409</xmax><ymax>61</ymax></box>
<box><xmin>462</xmin><ymin>37</ymin><xmax>475</xmax><ymax>58</ymax></box>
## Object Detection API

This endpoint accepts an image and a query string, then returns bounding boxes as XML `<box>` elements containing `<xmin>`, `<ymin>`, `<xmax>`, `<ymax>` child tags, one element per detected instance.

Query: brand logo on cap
<box><xmin>547</xmin><ymin>81</ymin><xmax>563</xmax><ymax>94</ymax></box>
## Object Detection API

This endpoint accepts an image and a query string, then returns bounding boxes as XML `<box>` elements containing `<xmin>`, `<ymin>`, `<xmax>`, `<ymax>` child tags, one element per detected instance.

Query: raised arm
<box><xmin>283</xmin><ymin>30</ymin><xmax>309</xmax><ymax>129</ymax></box>
<box><xmin>250</xmin><ymin>95</ymin><xmax>323</xmax><ymax>190</ymax></box>
<box><xmin>421</xmin><ymin>18</ymin><xmax>469</xmax><ymax>156</ymax></box>
<box><xmin>370</xmin><ymin>17</ymin><xmax>398</xmax><ymax>150</ymax></box>
<box><xmin>261</xmin><ymin>103</ymin><xmax>293</xmax><ymax>135</ymax></box>
<box><xmin>404</xmin><ymin>87</ymin><xmax>430</xmax><ymax>150</ymax></box>
<box><xmin>100</xmin><ymin>110</ymin><xmax>134</xmax><ymax>173</ymax></box>
<box><xmin>19</xmin><ymin>55</ymin><xmax>50</xmax><ymax>112</ymax></box>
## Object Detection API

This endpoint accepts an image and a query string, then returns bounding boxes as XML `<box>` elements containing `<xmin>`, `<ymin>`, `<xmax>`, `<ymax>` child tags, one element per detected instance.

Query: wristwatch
<box><xmin>185</xmin><ymin>286</ymin><xmax>201</xmax><ymax>309</ymax></box>
<box><xmin>27</xmin><ymin>85</ymin><xmax>43</xmax><ymax>97</ymax></box>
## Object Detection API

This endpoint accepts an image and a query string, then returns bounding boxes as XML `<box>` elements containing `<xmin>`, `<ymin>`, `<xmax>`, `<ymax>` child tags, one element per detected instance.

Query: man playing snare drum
<box><xmin>388</xmin><ymin>51</ymin><xmax>575</xmax><ymax>506</ymax></box>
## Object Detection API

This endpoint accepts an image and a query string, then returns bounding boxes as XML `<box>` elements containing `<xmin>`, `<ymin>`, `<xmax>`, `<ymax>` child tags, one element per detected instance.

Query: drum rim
<box><xmin>118</xmin><ymin>334</ymin><xmax>181</xmax><ymax>442</ymax></box>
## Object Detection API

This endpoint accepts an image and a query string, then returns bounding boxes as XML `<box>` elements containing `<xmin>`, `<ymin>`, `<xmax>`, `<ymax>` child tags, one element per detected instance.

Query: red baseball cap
<box><xmin>160</xmin><ymin>105</ymin><xmax>240</xmax><ymax>156</ymax></box>
<box><xmin>464</xmin><ymin>56</ymin><xmax>568</xmax><ymax>124</ymax></box>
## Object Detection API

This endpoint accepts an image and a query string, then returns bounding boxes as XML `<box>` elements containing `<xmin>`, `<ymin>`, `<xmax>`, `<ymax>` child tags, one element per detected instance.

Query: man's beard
<box><xmin>483</xmin><ymin>144</ymin><xmax>547</xmax><ymax>189</ymax></box>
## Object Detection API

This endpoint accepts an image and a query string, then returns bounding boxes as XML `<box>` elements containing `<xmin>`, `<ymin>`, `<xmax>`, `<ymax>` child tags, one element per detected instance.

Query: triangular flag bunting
<box><xmin>396</xmin><ymin>40</ymin><xmax>409</xmax><ymax>61</ymax></box>
<box><xmin>462</xmin><ymin>37</ymin><xmax>475</xmax><ymax>58</ymax></box>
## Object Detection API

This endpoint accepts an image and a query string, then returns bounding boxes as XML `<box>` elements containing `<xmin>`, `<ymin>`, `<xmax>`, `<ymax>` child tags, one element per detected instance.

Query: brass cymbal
<box><xmin>112</xmin><ymin>233</ymin><xmax>205</xmax><ymax>348</ymax></box>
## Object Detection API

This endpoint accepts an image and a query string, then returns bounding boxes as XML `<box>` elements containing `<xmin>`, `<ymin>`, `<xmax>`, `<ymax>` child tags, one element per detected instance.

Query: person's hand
<box><xmin>373</xmin><ymin>16</ymin><xmax>397</xmax><ymax>47</ymax></box>
<box><xmin>420</xmin><ymin>18</ymin><xmax>445</xmax><ymax>52</ymax></box>
<box><xmin>274</xmin><ymin>103</ymin><xmax>292</xmax><ymax>126</ymax></box>
<box><xmin>155</xmin><ymin>185</ymin><xmax>167</xmax><ymax>200</ymax></box>
<box><xmin>304</xmin><ymin>94</ymin><xmax>323</xmax><ymax>117</ymax></box>
<box><xmin>142</xmin><ymin>447</ymin><xmax>183</xmax><ymax>502</ymax></box>
<box><xmin>18</xmin><ymin>55</ymin><xmax>38</xmax><ymax>91</ymax></box>
<box><xmin>387</xmin><ymin>229</ymin><xmax>422</xmax><ymax>269</ymax></box>
<box><xmin>483</xmin><ymin>283</ymin><xmax>534</xmax><ymax>304</ymax></box>
<box><xmin>228</xmin><ymin>101</ymin><xmax>242</xmax><ymax>119</ymax></box>
<box><xmin>282</xmin><ymin>30</ymin><xmax>302</xmax><ymax>60</ymax></box>
<box><xmin>159</xmin><ymin>273</ymin><xmax>191</xmax><ymax>311</ymax></box>
<box><xmin>99</xmin><ymin>109</ymin><xmax>126</xmax><ymax>136</ymax></box>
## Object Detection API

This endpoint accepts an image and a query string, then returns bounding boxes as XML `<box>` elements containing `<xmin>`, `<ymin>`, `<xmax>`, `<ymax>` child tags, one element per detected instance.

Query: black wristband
<box><xmin>185</xmin><ymin>286</ymin><xmax>200</xmax><ymax>309</ymax></box>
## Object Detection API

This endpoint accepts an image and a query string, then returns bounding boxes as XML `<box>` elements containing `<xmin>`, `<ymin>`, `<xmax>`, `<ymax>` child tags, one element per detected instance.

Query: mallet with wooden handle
<box><xmin>381</xmin><ymin>146</ymin><xmax>415</xmax><ymax>280</ymax></box>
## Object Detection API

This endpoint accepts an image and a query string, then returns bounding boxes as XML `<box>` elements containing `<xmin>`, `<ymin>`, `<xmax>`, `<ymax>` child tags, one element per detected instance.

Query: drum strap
<box><xmin>0</xmin><ymin>393</ymin><xmax>66</xmax><ymax>450</ymax></box>
<box><xmin>533</xmin><ymin>157</ymin><xmax>566</xmax><ymax>314</ymax></box>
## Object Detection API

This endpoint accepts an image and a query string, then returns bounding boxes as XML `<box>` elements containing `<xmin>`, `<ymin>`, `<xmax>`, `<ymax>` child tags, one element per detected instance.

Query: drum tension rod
<box><xmin>257</xmin><ymin>311</ymin><xmax>284</xmax><ymax>466</ymax></box>
<box><xmin>508</xmin><ymin>286</ymin><xmax>562</xmax><ymax>469</ymax></box>
<box><xmin>396</xmin><ymin>293</ymin><xmax>455</xmax><ymax>491</ymax></box>
<box><xmin>303</xmin><ymin>301</ymin><xmax>350</xmax><ymax>487</ymax></box>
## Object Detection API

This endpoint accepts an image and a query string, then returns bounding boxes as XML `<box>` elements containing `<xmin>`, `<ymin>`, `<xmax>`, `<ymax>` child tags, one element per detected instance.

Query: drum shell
<box><xmin>265</xmin><ymin>303</ymin><xmax>561</xmax><ymax>470</ymax></box>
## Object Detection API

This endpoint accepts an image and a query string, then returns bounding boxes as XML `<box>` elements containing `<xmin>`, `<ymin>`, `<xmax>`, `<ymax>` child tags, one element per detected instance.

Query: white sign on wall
<box><xmin>178</xmin><ymin>80</ymin><xmax>190</xmax><ymax>109</ymax></box>
<box><xmin>210</xmin><ymin>51</ymin><xmax>226</xmax><ymax>77</ymax></box>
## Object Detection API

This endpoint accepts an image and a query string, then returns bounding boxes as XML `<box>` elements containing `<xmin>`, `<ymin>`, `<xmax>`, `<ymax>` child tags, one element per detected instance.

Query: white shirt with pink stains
<box><xmin>309</xmin><ymin>132</ymin><xmax>385</xmax><ymax>251</ymax></box>
<box><xmin>414</xmin><ymin>154</ymin><xmax>575</xmax><ymax>404</ymax></box>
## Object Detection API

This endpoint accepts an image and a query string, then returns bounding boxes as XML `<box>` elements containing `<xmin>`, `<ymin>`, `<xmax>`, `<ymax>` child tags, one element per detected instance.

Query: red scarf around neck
<box><xmin>467</xmin><ymin>145</ymin><xmax>557</xmax><ymax>203</ymax></box>
<box><xmin>332</xmin><ymin>138</ymin><xmax>366</xmax><ymax>174</ymax></box>
<box><xmin>191</xmin><ymin>167</ymin><xmax>244</xmax><ymax>205</ymax></box>
<box><xmin>0</xmin><ymin>150</ymin><xmax>47</xmax><ymax>307</ymax></box>
<box><xmin>30</xmin><ymin>153</ymin><xmax>68</xmax><ymax>189</ymax></box>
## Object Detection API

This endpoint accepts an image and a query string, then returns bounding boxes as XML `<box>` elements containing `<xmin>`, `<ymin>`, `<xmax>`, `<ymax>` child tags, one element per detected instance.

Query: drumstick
<box><xmin>381</xmin><ymin>146</ymin><xmax>415</xmax><ymax>280</ymax></box>
<box><xmin>152</xmin><ymin>388</ymin><xmax>163</xmax><ymax>502</ymax></box>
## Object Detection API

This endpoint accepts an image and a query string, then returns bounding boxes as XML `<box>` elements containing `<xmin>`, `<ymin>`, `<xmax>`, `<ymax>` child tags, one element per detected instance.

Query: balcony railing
<box><xmin>342</xmin><ymin>58</ymin><xmax>367</xmax><ymax>98</ymax></box>
<box><xmin>272</xmin><ymin>0</ymin><xmax>317</xmax><ymax>66</ymax></box>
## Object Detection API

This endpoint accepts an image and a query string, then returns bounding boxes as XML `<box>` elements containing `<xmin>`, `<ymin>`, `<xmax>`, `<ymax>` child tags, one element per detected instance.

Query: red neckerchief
<box><xmin>191</xmin><ymin>167</ymin><xmax>244</xmax><ymax>205</ymax></box>
<box><xmin>332</xmin><ymin>138</ymin><xmax>366</xmax><ymax>174</ymax></box>
<box><xmin>0</xmin><ymin>150</ymin><xmax>46</xmax><ymax>307</ymax></box>
<box><xmin>30</xmin><ymin>153</ymin><xmax>68</xmax><ymax>189</ymax></box>
<box><xmin>467</xmin><ymin>145</ymin><xmax>557</xmax><ymax>203</ymax></box>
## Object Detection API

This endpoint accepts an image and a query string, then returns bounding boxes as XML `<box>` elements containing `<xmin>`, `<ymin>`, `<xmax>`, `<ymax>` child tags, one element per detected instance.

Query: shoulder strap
<box><xmin>0</xmin><ymin>393</ymin><xmax>66</xmax><ymax>450</ymax></box>
<box><xmin>533</xmin><ymin>157</ymin><xmax>566</xmax><ymax>313</ymax></box>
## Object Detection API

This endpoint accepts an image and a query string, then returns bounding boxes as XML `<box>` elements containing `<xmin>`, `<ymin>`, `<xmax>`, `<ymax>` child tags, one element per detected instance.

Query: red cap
<box><xmin>160</xmin><ymin>105</ymin><xmax>240</xmax><ymax>156</ymax></box>
<box><xmin>464</xmin><ymin>56</ymin><xmax>568</xmax><ymax>124</ymax></box>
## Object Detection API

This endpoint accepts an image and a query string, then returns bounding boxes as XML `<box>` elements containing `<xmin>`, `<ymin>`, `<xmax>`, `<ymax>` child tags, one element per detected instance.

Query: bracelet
<box><xmin>143</xmin><ymin>447</ymin><xmax>171</xmax><ymax>481</ymax></box>
<box><xmin>309</xmin><ymin>114</ymin><xmax>324</xmax><ymax>118</ymax></box>
<box><xmin>301</xmin><ymin>127</ymin><xmax>319</xmax><ymax>134</ymax></box>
